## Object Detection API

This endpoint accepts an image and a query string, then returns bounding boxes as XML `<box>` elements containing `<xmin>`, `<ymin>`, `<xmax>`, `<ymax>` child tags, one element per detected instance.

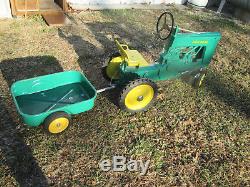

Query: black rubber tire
<box><xmin>119</xmin><ymin>78</ymin><xmax>158</xmax><ymax>113</ymax></box>
<box><xmin>102</xmin><ymin>52</ymin><xmax>121</xmax><ymax>81</ymax></box>
<box><xmin>43</xmin><ymin>111</ymin><xmax>71</xmax><ymax>134</ymax></box>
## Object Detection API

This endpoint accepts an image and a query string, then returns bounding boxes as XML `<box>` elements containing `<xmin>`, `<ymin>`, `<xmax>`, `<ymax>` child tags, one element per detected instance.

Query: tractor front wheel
<box><xmin>119</xmin><ymin>78</ymin><xmax>158</xmax><ymax>112</ymax></box>
<box><xmin>193</xmin><ymin>71</ymin><xmax>206</xmax><ymax>88</ymax></box>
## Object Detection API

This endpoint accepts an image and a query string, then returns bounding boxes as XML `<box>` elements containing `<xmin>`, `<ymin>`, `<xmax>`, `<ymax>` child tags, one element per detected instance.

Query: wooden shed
<box><xmin>10</xmin><ymin>0</ymin><xmax>70</xmax><ymax>25</ymax></box>
<box><xmin>10</xmin><ymin>0</ymin><xmax>69</xmax><ymax>16</ymax></box>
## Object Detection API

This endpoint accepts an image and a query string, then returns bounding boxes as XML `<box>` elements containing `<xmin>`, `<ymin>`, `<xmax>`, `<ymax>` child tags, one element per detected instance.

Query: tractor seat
<box><xmin>125</xmin><ymin>50</ymin><xmax>149</xmax><ymax>67</ymax></box>
<box><xmin>115</xmin><ymin>39</ymin><xmax>149</xmax><ymax>67</ymax></box>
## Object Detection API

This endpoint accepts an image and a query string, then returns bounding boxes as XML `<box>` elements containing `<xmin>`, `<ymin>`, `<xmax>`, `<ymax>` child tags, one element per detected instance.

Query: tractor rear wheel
<box><xmin>102</xmin><ymin>52</ymin><xmax>122</xmax><ymax>81</ymax></box>
<box><xmin>119</xmin><ymin>78</ymin><xmax>158</xmax><ymax>112</ymax></box>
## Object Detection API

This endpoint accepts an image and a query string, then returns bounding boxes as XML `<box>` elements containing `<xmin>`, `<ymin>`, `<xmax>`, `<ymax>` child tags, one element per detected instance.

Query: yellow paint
<box><xmin>199</xmin><ymin>74</ymin><xmax>206</xmax><ymax>87</ymax></box>
<box><xmin>106</xmin><ymin>56</ymin><xmax>123</xmax><ymax>79</ymax></box>
<box><xmin>126</xmin><ymin>50</ymin><xmax>149</xmax><ymax>67</ymax></box>
<box><xmin>125</xmin><ymin>84</ymin><xmax>154</xmax><ymax>111</ymax></box>
<box><xmin>48</xmin><ymin>117</ymin><xmax>69</xmax><ymax>134</ymax></box>
<box><xmin>192</xmin><ymin>40</ymin><xmax>208</xmax><ymax>44</ymax></box>
<box><xmin>115</xmin><ymin>39</ymin><xmax>128</xmax><ymax>59</ymax></box>
<box><xmin>114</xmin><ymin>38</ymin><xmax>149</xmax><ymax>67</ymax></box>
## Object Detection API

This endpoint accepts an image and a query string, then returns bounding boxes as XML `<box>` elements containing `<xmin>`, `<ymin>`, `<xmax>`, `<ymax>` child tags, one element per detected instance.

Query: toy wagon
<box><xmin>11</xmin><ymin>12</ymin><xmax>221</xmax><ymax>134</ymax></box>
<box><xmin>11</xmin><ymin>71</ymin><xmax>97</xmax><ymax>133</ymax></box>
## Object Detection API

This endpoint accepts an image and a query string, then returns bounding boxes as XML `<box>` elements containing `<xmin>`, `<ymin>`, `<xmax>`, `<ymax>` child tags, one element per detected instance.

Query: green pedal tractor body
<box><xmin>105</xmin><ymin>12</ymin><xmax>221</xmax><ymax>112</ymax></box>
<box><xmin>10</xmin><ymin>12</ymin><xmax>221</xmax><ymax>134</ymax></box>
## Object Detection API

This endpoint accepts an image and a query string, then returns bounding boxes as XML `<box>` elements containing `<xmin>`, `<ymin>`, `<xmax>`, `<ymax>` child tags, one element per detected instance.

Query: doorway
<box><xmin>10</xmin><ymin>0</ymin><xmax>69</xmax><ymax>25</ymax></box>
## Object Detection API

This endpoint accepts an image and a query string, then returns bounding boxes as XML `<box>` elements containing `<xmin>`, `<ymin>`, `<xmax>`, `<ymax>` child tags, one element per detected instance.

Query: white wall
<box><xmin>67</xmin><ymin>0</ymin><xmax>185</xmax><ymax>5</ymax></box>
<box><xmin>0</xmin><ymin>0</ymin><xmax>12</xmax><ymax>18</ymax></box>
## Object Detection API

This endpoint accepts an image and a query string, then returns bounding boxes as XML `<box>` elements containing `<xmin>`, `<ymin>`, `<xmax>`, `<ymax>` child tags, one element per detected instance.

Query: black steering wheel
<box><xmin>156</xmin><ymin>12</ymin><xmax>174</xmax><ymax>40</ymax></box>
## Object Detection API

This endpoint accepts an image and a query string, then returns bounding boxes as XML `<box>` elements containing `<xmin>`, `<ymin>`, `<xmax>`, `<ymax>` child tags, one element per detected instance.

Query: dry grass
<box><xmin>0</xmin><ymin>6</ymin><xmax>249</xmax><ymax>186</ymax></box>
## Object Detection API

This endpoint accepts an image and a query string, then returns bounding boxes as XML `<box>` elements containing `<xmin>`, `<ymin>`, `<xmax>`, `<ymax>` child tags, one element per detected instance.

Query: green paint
<box><xmin>119</xmin><ymin>26</ymin><xmax>221</xmax><ymax>81</ymax></box>
<box><xmin>10</xmin><ymin>25</ymin><xmax>221</xmax><ymax>127</ymax></box>
<box><xmin>11</xmin><ymin>71</ymin><xmax>97</xmax><ymax>127</ymax></box>
<box><xmin>15</xmin><ymin>83</ymin><xmax>90</xmax><ymax>115</ymax></box>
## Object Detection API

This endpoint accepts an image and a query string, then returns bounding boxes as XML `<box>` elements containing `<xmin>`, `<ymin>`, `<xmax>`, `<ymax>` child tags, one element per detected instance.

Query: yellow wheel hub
<box><xmin>125</xmin><ymin>84</ymin><xmax>154</xmax><ymax>111</ymax></box>
<box><xmin>48</xmin><ymin>117</ymin><xmax>69</xmax><ymax>134</ymax></box>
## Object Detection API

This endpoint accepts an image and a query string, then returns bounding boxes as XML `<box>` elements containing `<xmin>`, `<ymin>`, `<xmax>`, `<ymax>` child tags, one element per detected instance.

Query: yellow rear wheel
<box><xmin>119</xmin><ymin>79</ymin><xmax>157</xmax><ymax>112</ymax></box>
<box><xmin>106</xmin><ymin>56</ymin><xmax>122</xmax><ymax>80</ymax></box>
<box><xmin>44</xmin><ymin>112</ymin><xmax>71</xmax><ymax>134</ymax></box>
<box><xmin>102</xmin><ymin>52</ymin><xmax>123</xmax><ymax>80</ymax></box>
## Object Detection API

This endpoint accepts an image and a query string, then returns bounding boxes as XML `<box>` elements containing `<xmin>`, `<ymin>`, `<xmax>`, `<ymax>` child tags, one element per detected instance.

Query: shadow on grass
<box><xmin>0</xmin><ymin>55</ymin><xmax>64</xmax><ymax>186</ymax></box>
<box><xmin>58</xmin><ymin>27</ymin><xmax>104</xmax><ymax>85</ymax></box>
<box><xmin>85</xmin><ymin>22</ymin><xmax>154</xmax><ymax>54</ymax></box>
<box><xmin>99</xmin><ymin>10</ymin><xmax>160</xmax><ymax>48</ymax></box>
<box><xmin>0</xmin><ymin>98</ymin><xmax>49</xmax><ymax>187</ymax></box>
<box><xmin>58</xmin><ymin>12</ymin><xmax>250</xmax><ymax>119</ymax></box>
<box><xmin>190</xmin><ymin>14</ymin><xmax>250</xmax><ymax>117</ymax></box>
<box><xmin>205</xmin><ymin>70</ymin><xmax>250</xmax><ymax>118</ymax></box>
<box><xmin>0</xmin><ymin>56</ymin><xmax>64</xmax><ymax>87</ymax></box>
<box><xmin>190</xmin><ymin>14</ymin><xmax>250</xmax><ymax>34</ymax></box>
<box><xmin>57</xmin><ymin>19</ymin><xmax>160</xmax><ymax>106</ymax></box>
<box><xmin>57</xmin><ymin>25</ymin><xmax>120</xmax><ymax>106</ymax></box>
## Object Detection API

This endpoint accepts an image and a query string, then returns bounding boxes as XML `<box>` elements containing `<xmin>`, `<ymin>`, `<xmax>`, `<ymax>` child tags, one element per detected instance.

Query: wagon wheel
<box><xmin>119</xmin><ymin>78</ymin><xmax>158</xmax><ymax>112</ymax></box>
<box><xmin>44</xmin><ymin>112</ymin><xmax>71</xmax><ymax>134</ymax></box>
<box><xmin>193</xmin><ymin>71</ymin><xmax>206</xmax><ymax>88</ymax></box>
<box><xmin>102</xmin><ymin>52</ymin><xmax>121</xmax><ymax>81</ymax></box>
<box><xmin>156</xmin><ymin>12</ymin><xmax>174</xmax><ymax>40</ymax></box>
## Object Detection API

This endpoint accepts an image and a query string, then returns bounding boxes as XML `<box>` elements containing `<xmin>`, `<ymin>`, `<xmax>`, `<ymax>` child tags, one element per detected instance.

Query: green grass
<box><xmin>0</xmin><ymin>6</ymin><xmax>249</xmax><ymax>186</ymax></box>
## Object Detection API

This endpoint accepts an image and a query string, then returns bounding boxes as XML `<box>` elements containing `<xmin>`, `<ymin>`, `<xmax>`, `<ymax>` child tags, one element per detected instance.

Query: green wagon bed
<box><xmin>11</xmin><ymin>71</ymin><xmax>97</xmax><ymax>130</ymax></box>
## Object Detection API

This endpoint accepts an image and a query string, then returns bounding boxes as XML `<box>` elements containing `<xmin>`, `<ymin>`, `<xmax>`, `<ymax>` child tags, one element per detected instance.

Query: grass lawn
<box><xmin>0</xmin><ymin>6</ymin><xmax>249</xmax><ymax>186</ymax></box>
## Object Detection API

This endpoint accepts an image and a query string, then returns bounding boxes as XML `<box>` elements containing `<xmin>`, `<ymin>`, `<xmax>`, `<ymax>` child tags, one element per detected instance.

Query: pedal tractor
<box><xmin>104</xmin><ymin>12</ymin><xmax>221</xmax><ymax>113</ymax></box>
<box><xmin>10</xmin><ymin>12</ymin><xmax>222</xmax><ymax>134</ymax></box>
